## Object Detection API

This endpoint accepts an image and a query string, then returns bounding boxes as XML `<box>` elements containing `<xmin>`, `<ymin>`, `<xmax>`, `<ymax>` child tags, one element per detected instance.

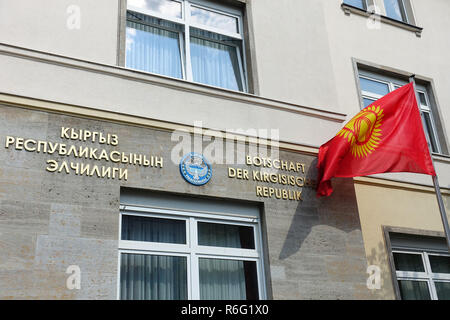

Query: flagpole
<box><xmin>409</xmin><ymin>75</ymin><xmax>450</xmax><ymax>252</ymax></box>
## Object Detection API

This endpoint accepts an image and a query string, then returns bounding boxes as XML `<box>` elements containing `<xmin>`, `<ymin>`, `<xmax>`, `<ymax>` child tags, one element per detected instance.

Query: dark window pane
<box><xmin>393</xmin><ymin>252</ymin><xmax>425</xmax><ymax>272</ymax></box>
<box><xmin>435</xmin><ymin>282</ymin><xmax>450</xmax><ymax>300</ymax></box>
<box><xmin>122</xmin><ymin>215</ymin><xmax>186</xmax><ymax>244</ymax></box>
<box><xmin>429</xmin><ymin>255</ymin><xmax>450</xmax><ymax>274</ymax></box>
<box><xmin>120</xmin><ymin>253</ymin><xmax>187</xmax><ymax>300</ymax></box>
<box><xmin>398</xmin><ymin>280</ymin><xmax>431</xmax><ymax>300</ymax></box>
<box><xmin>198</xmin><ymin>222</ymin><xmax>255</xmax><ymax>249</ymax></box>
<box><xmin>199</xmin><ymin>258</ymin><xmax>259</xmax><ymax>300</ymax></box>
<box><xmin>422</xmin><ymin>112</ymin><xmax>439</xmax><ymax>153</ymax></box>
<box><xmin>343</xmin><ymin>0</ymin><xmax>366</xmax><ymax>10</ymax></box>
<box><xmin>419</xmin><ymin>92</ymin><xmax>428</xmax><ymax>106</ymax></box>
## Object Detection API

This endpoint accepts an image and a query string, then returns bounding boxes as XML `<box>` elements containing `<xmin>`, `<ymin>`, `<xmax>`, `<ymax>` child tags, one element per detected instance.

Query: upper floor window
<box><xmin>358</xmin><ymin>70</ymin><xmax>445</xmax><ymax>155</ymax></box>
<box><xmin>126</xmin><ymin>0</ymin><xmax>247</xmax><ymax>92</ymax></box>
<box><xmin>383</xmin><ymin>0</ymin><xmax>408</xmax><ymax>23</ymax></box>
<box><xmin>343</xmin><ymin>0</ymin><xmax>367</xmax><ymax>10</ymax></box>
<box><xmin>342</xmin><ymin>0</ymin><xmax>421</xmax><ymax>35</ymax></box>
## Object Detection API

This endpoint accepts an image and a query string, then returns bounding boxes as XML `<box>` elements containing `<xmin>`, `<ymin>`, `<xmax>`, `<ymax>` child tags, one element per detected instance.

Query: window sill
<box><xmin>341</xmin><ymin>4</ymin><xmax>423</xmax><ymax>37</ymax></box>
<box><xmin>433</xmin><ymin>153</ymin><xmax>450</xmax><ymax>164</ymax></box>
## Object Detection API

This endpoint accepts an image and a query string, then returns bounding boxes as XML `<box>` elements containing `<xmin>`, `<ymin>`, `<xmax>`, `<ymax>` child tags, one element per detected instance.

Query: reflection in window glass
<box><xmin>363</xmin><ymin>98</ymin><xmax>376</xmax><ymax>108</ymax></box>
<box><xmin>190</xmin><ymin>31</ymin><xmax>243</xmax><ymax>91</ymax></box>
<box><xmin>398</xmin><ymin>280</ymin><xmax>431</xmax><ymax>300</ymax></box>
<box><xmin>419</xmin><ymin>92</ymin><xmax>428</xmax><ymax>106</ymax></box>
<box><xmin>422</xmin><ymin>112</ymin><xmax>439</xmax><ymax>153</ymax></box>
<box><xmin>198</xmin><ymin>222</ymin><xmax>255</xmax><ymax>249</ymax></box>
<box><xmin>435</xmin><ymin>282</ymin><xmax>450</xmax><ymax>300</ymax></box>
<box><xmin>125</xmin><ymin>1</ymin><xmax>247</xmax><ymax>92</ymax></box>
<box><xmin>343</xmin><ymin>0</ymin><xmax>366</xmax><ymax>10</ymax></box>
<box><xmin>121</xmin><ymin>215</ymin><xmax>186</xmax><ymax>244</ymax></box>
<box><xmin>384</xmin><ymin>0</ymin><xmax>407</xmax><ymax>22</ymax></box>
<box><xmin>120</xmin><ymin>253</ymin><xmax>187</xmax><ymax>300</ymax></box>
<box><xmin>393</xmin><ymin>253</ymin><xmax>425</xmax><ymax>272</ymax></box>
<box><xmin>191</xmin><ymin>6</ymin><xmax>238</xmax><ymax>34</ymax></box>
<box><xmin>429</xmin><ymin>255</ymin><xmax>450</xmax><ymax>274</ymax></box>
<box><xmin>126</xmin><ymin>21</ymin><xmax>183</xmax><ymax>79</ymax></box>
<box><xmin>128</xmin><ymin>0</ymin><xmax>182</xmax><ymax>19</ymax></box>
<box><xmin>360</xmin><ymin>77</ymin><xmax>390</xmax><ymax>96</ymax></box>
<box><xmin>199</xmin><ymin>258</ymin><xmax>259</xmax><ymax>300</ymax></box>
<box><xmin>127</xmin><ymin>10</ymin><xmax>184</xmax><ymax>30</ymax></box>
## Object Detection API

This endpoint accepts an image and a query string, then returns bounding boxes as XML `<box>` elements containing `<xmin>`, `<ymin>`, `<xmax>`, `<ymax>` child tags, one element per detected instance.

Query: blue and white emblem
<box><xmin>179</xmin><ymin>153</ymin><xmax>212</xmax><ymax>186</ymax></box>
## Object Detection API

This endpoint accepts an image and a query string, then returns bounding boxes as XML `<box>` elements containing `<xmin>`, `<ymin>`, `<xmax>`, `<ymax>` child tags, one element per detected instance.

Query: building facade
<box><xmin>0</xmin><ymin>0</ymin><xmax>449</xmax><ymax>300</ymax></box>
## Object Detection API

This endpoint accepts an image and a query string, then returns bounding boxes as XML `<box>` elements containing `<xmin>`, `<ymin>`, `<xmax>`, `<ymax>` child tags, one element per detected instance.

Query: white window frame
<box><xmin>358</xmin><ymin>71</ymin><xmax>442</xmax><ymax>154</ymax></box>
<box><xmin>126</xmin><ymin>0</ymin><xmax>248</xmax><ymax>92</ymax></box>
<box><xmin>393</xmin><ymin>249</ymin><xmax>450</xmax><ymax>300</ymax></box>
<box><xmin>382</xmin><ymin>0</ymin><xmax>409</xmax><ymax>23</ymax></box>
<box><xmin>359</xmin><ymin>75</ymin><xmax>393</xmax><ymax>102</ymax></box>
<box><xmin>343</xmin><ymin>0</ymin><xmax>368</xmax><ymax>11</ymax></box>
<box><xmin>343</xmin><ymin>0</ymin><xmax>418</xmax><ymax>26</ymax></box>
<box><xmin>117</xmin><ymin>204</ymin><xmax>267</xmax><ymax>300</ymax></box>
<box><xmin>416</xmin><ymin>89</ymin><xmax>442</xmax><ymax>154</ymax></box>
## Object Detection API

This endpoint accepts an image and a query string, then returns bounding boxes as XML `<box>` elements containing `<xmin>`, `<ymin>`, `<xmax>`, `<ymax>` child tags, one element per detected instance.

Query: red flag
<box><xmin>317</xmin><ymin>82</ymin><xmax>436</xmax><ymax>197</ymax></box>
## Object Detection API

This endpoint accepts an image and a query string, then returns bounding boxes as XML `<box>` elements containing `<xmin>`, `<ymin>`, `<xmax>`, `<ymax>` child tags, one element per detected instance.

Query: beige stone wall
<box><xmin>0</xmin><ymin>104</ymin><xmax>374</xmax><ymax>299</ymax></box>
<box><xmin>0</xmin><ymin>0</ymin><xmax>449</xmax><ymax>300</ymax></box>
<box><xmin>354</xmin><ymin>179</ymin><xmax>450</xmax><ymax>299</ymax></box>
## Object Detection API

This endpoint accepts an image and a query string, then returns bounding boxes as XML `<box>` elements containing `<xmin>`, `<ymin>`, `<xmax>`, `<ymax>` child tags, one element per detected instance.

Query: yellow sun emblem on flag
<box><xmin>337</xmin><ymin>105</ymin><xmax>384</xmax><ymax>158</ymax></box>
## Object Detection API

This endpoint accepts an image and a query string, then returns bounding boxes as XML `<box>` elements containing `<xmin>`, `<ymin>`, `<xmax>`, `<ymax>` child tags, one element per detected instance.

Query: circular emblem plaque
<box><xmin>179</xmin><ymin>153</ymin><xmax>212</xmax><ymax>186</ymax></box>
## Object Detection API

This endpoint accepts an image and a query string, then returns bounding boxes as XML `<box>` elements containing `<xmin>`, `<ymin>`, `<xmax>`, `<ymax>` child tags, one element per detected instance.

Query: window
<box><xmin>341</xmin><ymin>0</ymin><xmax>421</xmax><ymax>35</ymax></box>
<box><xmin>393</xmin><ymin>251</ymin><xmax>450</xmax><ymax>300</ymax></box>
<box><xmin>387</xmin><ymin>231</ymin><xmax>450</xmax><ymax>300</ymax></box>
<box><xmin>358</xmin><ymin>70</ymin><xmax>443</xmax><ymax>154</ymax></box>
<box><xmin>383</xmin><ymin>0</ymin><xmax>408</xmax><ymax>23</ymax></box>
<box><xmin>343</xmin><ymin>0</ymin><xmax>367</xmax><ymax>10</ymax></box>
<box><xmin>118</xmin><ymin>205</ymin><xmax>265</xmax><ymax>300</ymax></box>
<box><xmin>125</xmin><ymin>0</ymin><xmax>247</xmax><ymax>92</ymax></box>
